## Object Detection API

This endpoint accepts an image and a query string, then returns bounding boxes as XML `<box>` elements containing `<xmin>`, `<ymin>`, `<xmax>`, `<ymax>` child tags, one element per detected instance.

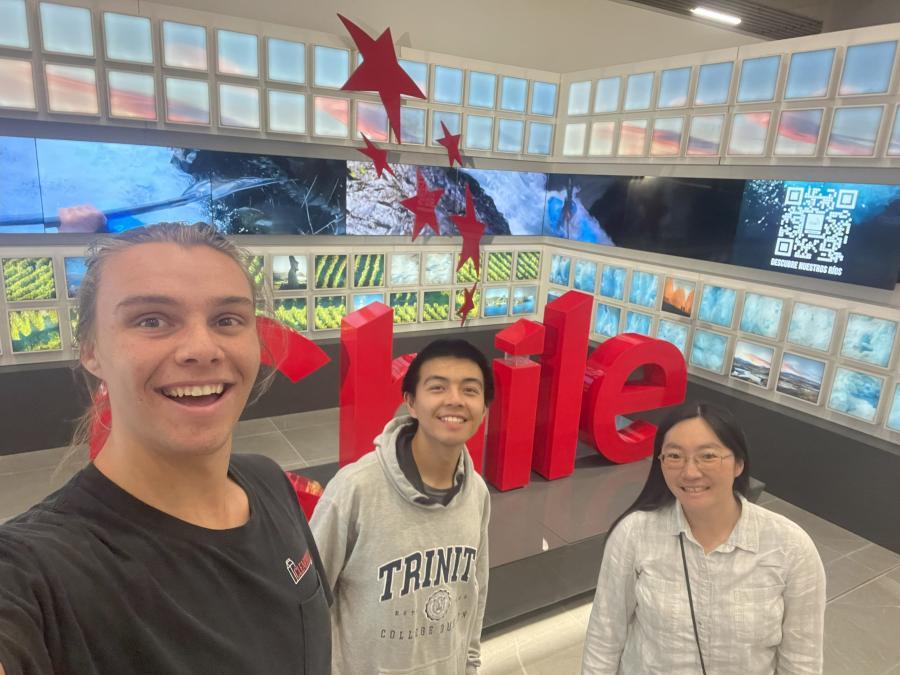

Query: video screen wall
<box><xmin>733</xmin><ymin>180</ymin><xmax>900</xmax><ymax>289</ymax></box>
<box><xmin>0</xmin><ymin>136</ymin><xmax>346</xmax><ymax>235</ymax></box>
<box><xmin>2</xmin><ymin>134</ymin><xmax>899</xmax><ymax>289</ymax></box>
<box><xmin>346</xmin><ymin>161</ymin><xmax>545</xmax><ymax>236</ymax></box>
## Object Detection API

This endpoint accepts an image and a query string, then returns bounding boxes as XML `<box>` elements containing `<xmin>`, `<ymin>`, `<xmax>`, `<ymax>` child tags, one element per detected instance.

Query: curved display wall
<box><xmin>3</xmin><ymin>135</ymin><xmax>899</xmax><ymax>286</ymax></box>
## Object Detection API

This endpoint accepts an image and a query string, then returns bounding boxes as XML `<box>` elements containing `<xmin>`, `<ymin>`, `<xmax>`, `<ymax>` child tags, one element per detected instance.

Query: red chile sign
<box><xmin>340</xmin><ymin>290</ymin><xmax>687</xmax><ymax>492</ymax></box>
<box><xmin>86</xmin><ymin>289</ymin><xmax>687</xmax><ymax>496</ymax></box>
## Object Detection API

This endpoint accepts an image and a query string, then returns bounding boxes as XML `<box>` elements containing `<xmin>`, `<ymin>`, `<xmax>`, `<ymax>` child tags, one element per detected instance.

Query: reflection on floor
<box><xmin>1</xmin><ymin>407</ymin><xmax>898</xmax><ymax>675</ymax></box>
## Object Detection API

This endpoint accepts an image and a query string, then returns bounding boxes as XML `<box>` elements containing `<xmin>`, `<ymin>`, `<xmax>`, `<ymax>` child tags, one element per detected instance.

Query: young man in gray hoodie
<box><xmin>311</xmin><ymin>338</ymin><xmax>493</xmax><ymax>674</ymax></box>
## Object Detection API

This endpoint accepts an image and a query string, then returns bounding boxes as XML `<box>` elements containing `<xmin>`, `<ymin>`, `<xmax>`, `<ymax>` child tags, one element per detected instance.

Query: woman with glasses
<box><xmin>582</xmin><ymin>402</ymin><xmax>825</xmax><ymax>675</ymax></box>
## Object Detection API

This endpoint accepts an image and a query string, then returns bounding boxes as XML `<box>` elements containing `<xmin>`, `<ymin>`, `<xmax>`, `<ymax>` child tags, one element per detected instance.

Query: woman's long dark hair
<box><xmin>607</xmin><ymin>401</ymin><xmax>752</xmax><ymax>536</ymax></box>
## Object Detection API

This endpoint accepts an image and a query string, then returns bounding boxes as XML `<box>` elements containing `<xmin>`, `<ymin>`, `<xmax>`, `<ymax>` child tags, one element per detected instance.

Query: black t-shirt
<box><xmin>0</xmin><ymin>454</ymin><xmax>331</xmax><ymax>675</ymax></box>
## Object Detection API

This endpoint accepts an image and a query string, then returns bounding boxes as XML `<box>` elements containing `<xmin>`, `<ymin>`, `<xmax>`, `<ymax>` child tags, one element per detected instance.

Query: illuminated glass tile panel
<box><xmin>0</xmin><ymin>58</ymin><xmax>35</xmax><ymax>109</ymax></box>
<box><xmin>499</xmin><ymin>76</ymin><xmax>527</xmax><ymax>112</ymax></box>
<box><xmin>496</xmin><ymin>119</ymin><xmax>524</xmax><ymax>152</ymax></box>
<box><xmin>841</xmin><ymin>313</ymin><xmax>897</xmax><ymax>368</ymax></box>
<box><xmin>827</xmin><ymin>367</ymin><xmax>884</xmax><ymax>422</ymax></box>
<box><xmin>618</xmin><ymin>119</ymin><xmax>648</xmax><ymax>155</ymax></box>
<box><xmin>219</xmin><ymin>83</ymin><xmax>259</xmax><ymax>128</ymax></box>
<box><xmin>527</xmin><ymin>122</ymin><xmax>552</xmax><ymax>154</ymax></box>
<box><xmin>588</xmin><ymin>121</ymin><xmax>615</xmax><ymax>156</ymax></box>
<box><xmin>433</xmin><ymin>65</ymin><xmax>463</xmax><ymax>104</ymax></box>
<box><xmin>356</xmin><ymin>100</ymin><xmax>388</xmax><ymax>141</ymax></box>
<box><xmin>162</xmin><ymin>22</ymin><xmax>207</xmax><ymax>71</ymax></box>
<box><xmin>431</xmin><ymin>110</ymin><xmax>461</xmax><ymax>145</ymax></box>
<box><xmin>563</xmin><ymin>123</ymin><xmax>586</xmax><ymax>155</ymax></box>
<box><xmin>695</xmin><ymin>62</ymin><xmax>732</xmax><ymax>105</ymax></box>
<box><xmin>624</xmin><ymin>72</ymin><xmax>653</xmax><ymax>111</ymax></box>
<box><xmin>399</xmin><ymin>106</ymin><xmax>426</xmax><ymax>144</ymax></box>
<box><xmin>774</xmin><ymin>109</ymin><xmax>822</xmax><ymax>156</ymax></box>
<box><xmin>0</xmin><ymin>0</ymin><xmax>29</xmax><ymax>49</ymax></box>
<box><xmin>8</xmin><ymin>309</ymin><xmax>61</xmax><ymax>352</ymax></box>
<box><xmin>594</xmin><ymin>303</ymin><xmax>621</xmax><ymax>339</ymax></box>
<box><xmin>567</xmin><ymin>81</ymin><xmax>591</xmax><ymax>115</ymax></box>
<box><xmin>40</xmin><ymin>3</ymin><xmax>93</xmax><ymax>56</ymax></box>
<box><xmin>314</xmin><ymin>95</ymin><xmax>349</xmax><ymax>137</ymax></box>
<box><xmin>108</xmin><ymin>71</ymin><xmax>156</xmax><ymax>120</ymax></box>
<box><xmin>398</xmin><ymin>59</ymin><xmax>427</xmax><ymax>98</ymax></box>
<box><xmin>888</xmin><ymin>107</ymin><xmax>900</xmax><ymax>156</ymax></box>
<box><xmin>268</xmin><ymin>90</ymin><xmax>306</xmax><ymax>134</ymax></box>
<box><xmin>840</xmin><ymin>41</ymin><xmax>897</xmax><ymax>96</ymax></box>
<box><xmin>267</xmin><ymin>38</ymin><xmax>305</xmax><ymax>84</ymax></box>
<box><xmin>217</xmin><ymin>30</ymin><xmax>258</xmax><ymax>77</ymax></box>
<box><xmin>737</xmin><ymin>55</ymin><xmax>780</xmax><ymax>103</ymax></box>
<box><xmin>314</xmin><ymin>46</ymin><xmax>349</xmax><ymax>88</ymax></box>
<box><xmin>686</xmin><ymin>115</ymin><xmax>723</xmax><ymax>156</ymax></box>
<box><xmin>728</xmin><ymin>111</ymin><xmax>771</xmax><ymax>155</ymax></box>
<box><xmin>827</xmin><ymin>106</ymin><xmax>882</xmax><ymax>156</ymax></box>
<box><xmin>468</xmin><ymin>71</ymin><xmax>497</xmax><ymax>108</ymax></box>
<box><xmin>103</xmin><ymin>13</ymin><xmax>152</xmax><ymax>64</ymax></box>
<box><xmin>785</xmin><ymin>48</ymin><xmax>834</xmax><ymax>99</ymax></box>
<box><xmin>465</xmin><ymin>115</ymin><xmax>493</xmax><ymax>150</ymax></box>
<box><xmin>657</xmin><ymin>319</ymin><xmax>689</xmax><ymax>355</ymax></box>
<box><xmin>164</xmin><ymin>77</ymin><xmax>209</xmax><ymax>124</ymax></box>
<box><xmin>530</xmin><ymin>81</ymin><xmax>557</xmax><ymax>116</ymax></box>
<box><xmin>889</xmin><ymin>384</ymin><xmax>900</xmax><ymax>432</ymax></box>
<box><xmin>45</xmin><ymin>64</ymin><xmax>98</xmax><ymax>114</ymax></box>
<box><xmin>594</xmin><ymin>76</ymin><xmax>620</xmax><ymax>113</ymax></box>
<box><xmin>650</xmin><ymin>117</ymin><xmax>684</xmax><ymax>156</ymax></box>
<box><xmin>658</xmin><ymin>67</ymin><xmax>691</xmax><ymax>108</ymax></box>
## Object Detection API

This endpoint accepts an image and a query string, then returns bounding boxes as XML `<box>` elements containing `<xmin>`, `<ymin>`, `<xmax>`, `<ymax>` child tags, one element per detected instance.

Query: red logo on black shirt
<box><xmin>286</xmin><ymin>551</ymin><xmax>311</xmax><ymax>585</ymax></box>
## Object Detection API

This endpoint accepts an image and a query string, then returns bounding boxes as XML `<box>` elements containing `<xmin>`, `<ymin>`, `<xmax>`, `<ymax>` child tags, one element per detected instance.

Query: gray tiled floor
<box><xmin>1</xmin><ymin>407</ymin><xmax>898</xmax><ymax>674</ymax></box>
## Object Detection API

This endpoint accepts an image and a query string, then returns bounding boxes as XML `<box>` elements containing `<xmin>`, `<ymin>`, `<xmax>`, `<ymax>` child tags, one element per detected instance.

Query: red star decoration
<box><xmin>400</xmin><ymin>168</ymin><xmax>444</xmax><ymax>240</ymax></box>
<box><xmin>356</xmin><ymin>133</ymin><xmax>394</xmax><ymax>178</ymax></box>
<box><xmin>451</xmin><ymin>184</ymin><xmax>486</xmax><ymax>274</ymax></box>
<box><xmin>338</xmin><ymin>14</ymin><xmax>426</xmax><ymax>143</ymax></box>
<box><xmin>457</xmin><ymin>283</ymin><xmax>478</xmax><ymax>325</ymax></box>
<box><xmin>437</xmin><ymin>121</ymin><xmax>463</xmax><ymax>168</ymax></box>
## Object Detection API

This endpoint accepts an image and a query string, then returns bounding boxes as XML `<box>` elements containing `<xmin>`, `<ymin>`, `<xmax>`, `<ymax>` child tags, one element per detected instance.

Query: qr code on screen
<box><xmin>772</xmin><ymin>186</ymin><xmax>857</xmax><ymax>263</ymax></box>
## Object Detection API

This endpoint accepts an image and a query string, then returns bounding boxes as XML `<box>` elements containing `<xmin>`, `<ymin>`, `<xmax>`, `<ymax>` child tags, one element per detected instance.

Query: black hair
<box><xmin>402</xmin><ymin>339</ymin><xmax>494</xmax><ymax>405</ymax></box>
<box><xmin>607</xmin><ymin>401</ymin><xmax>751</xmax><ymax>536</ymax></box>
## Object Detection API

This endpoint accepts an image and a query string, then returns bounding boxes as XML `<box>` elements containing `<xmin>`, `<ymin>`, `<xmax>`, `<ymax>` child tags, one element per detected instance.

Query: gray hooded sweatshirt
<box><xmin>310</xmin><ymin>416</ymin><xmax>490</xmax><ymax>674</ymax></box>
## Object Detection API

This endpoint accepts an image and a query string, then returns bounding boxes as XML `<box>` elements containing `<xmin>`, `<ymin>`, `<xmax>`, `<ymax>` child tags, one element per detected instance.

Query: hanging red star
<box><xmin>457</xmin><ymin>283</ymin><xmax>478</xmax><ymax>325</ymax></box>
<box><xmin>338</xmin><ymin>14</ymin><xmax>426</xmax><ymax>143</ymax></box>
<box><xmin>357</xmin><ymin>133</ymin><xmax>394</xmax><ymax>178</ymax></box>
<box><xmin>451</xmin><ymin>184</ymin><xmax>486</xmax><ymax>274</ymax></box>
<box><xmin>400</xmin><ymin>168</ymin><xmax>444</xmax><ymax>240</ymax></box>
<box><xmin>437</xmin><ymin>121</ymin><xmax>463</xmax><ymax>168</ymax></box>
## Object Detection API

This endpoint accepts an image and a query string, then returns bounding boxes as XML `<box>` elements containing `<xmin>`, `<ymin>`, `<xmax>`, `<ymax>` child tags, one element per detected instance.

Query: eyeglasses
<box><xmin>659</xmin><ymin>451</ymin><xmax>734</xmax><ymax>469</ymax></box>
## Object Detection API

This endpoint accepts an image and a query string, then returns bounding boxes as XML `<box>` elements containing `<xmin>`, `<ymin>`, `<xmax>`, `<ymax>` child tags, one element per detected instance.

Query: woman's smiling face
<box><xmin>660</xmin><ymin>416</ymin><xmax>744</xmax><ymax>513</ymax></box>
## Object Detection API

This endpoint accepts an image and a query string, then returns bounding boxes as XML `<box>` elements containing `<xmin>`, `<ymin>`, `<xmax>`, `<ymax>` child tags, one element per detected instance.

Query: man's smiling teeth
<box><xmin>440</xmin><ymin>415</ymin><xmax>465</xmax><ymax>423</ymax></box>
<box><xmin>162</xmin><ymin>384</ymin><xmax>225</xmax><ymax>397</ymax></box>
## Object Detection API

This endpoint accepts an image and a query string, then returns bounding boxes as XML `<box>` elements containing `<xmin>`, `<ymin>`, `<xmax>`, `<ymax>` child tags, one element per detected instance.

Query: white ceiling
<box><xmin>152</xmin><ymin>0</ymin><xmax>762</xmax><ymax>72</ymax></box>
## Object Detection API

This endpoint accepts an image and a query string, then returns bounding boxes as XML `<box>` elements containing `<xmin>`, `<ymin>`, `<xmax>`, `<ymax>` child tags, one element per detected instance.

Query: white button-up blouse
<box><xmin>582</xmin><ymin>497</ymin><xmax>826</xmax><ymax>675</ymax></box>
